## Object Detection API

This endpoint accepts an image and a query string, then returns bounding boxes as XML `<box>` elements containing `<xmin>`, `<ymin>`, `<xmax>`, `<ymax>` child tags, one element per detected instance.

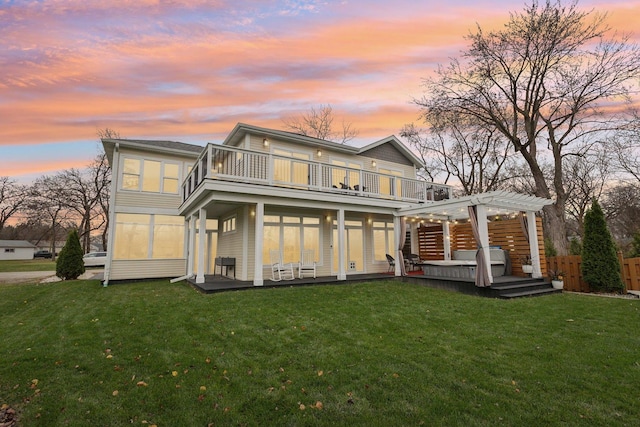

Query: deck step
<box><xmin>499</xmin><ymin>287</ymin><xmax>562</xmax><ymax>299</ymax></box>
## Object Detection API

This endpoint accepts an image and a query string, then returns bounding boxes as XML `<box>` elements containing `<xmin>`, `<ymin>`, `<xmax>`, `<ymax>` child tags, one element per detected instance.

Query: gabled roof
<box><xmin>222</xmin><ymin>123</ymin><xmax>360</xmax><ymax>154</ymax></box>
<box><xmin>0</xmin><ymin>240</ymin><xmax>36</xmax><ymax>249</ymax></box>
<box><xmin>222</xmin><ymin>123</ymin><xmax>424</xmax><ymax>168</ymax></box>
<box><xmin>102</xmin><ymin>138</ymin><xmax>203</xmax><ymax>164</ymax></box>
<box><xmin>359</xmin><ymin>135</ymin><xmax>423</xmax><ymax>168</ymax></box>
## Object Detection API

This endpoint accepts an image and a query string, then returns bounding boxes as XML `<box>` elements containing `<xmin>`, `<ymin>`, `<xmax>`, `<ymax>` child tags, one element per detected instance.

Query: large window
<box><xmin>152</xmin><ymin>215</ymin><xmax>185</xmax><ymax>259</ymax></box>
<box><xmin>372</xmin><ymin>221</ymin><xmax>395</xmax><ymax>262</ymax></box>
<box><xmin>331</xmin><ymin>159</ymin><xmax>361</xmax><ymax>189</ymax></box>
<box><xmin>121</xmin><ymin>157</ymin><xmax>181</xmax><ymax>194</ymax></box>
<box><xmin>114</xmin><ymin>213</ymin><xmax>185</xmax><ymax>260</ymax></box>
<box><xmin>263</xmin><ymin>215</ymin><xmax>320</xmax><ymax>264</ymax></box>
<box><xmin>378</xmin><ymin>168</ymin><xmax>403</xmax><ymax>197</ymax></box>
<box><xmin>273</xmin><ymin>148</ymin><xmax>310</xmax><ymax>186</ymax></box>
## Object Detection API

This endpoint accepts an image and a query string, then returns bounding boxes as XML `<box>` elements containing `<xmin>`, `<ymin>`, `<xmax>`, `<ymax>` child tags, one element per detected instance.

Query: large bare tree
<box><xmin>412</xmin><ymin>0</ymin><xmax>640</xmax><ymax>254</ymax></box>
<box><xmin>282</xmin><ymin>104</ymin><xmax>358</xmax><ymax>143</ymax></box>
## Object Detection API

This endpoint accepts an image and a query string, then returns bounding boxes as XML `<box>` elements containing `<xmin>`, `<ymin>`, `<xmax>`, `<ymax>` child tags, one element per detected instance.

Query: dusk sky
<box><xmin>2</xmin><ymin>0</ymin><xmax>638</xmax><ymax>183</ymax></box>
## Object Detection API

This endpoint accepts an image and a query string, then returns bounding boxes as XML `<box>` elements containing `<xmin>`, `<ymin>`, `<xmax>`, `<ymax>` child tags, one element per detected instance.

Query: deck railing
<box><xmin>181</xmin><ymin>144</ymin><xmax>451</xmax><ymax>204</ymax></box>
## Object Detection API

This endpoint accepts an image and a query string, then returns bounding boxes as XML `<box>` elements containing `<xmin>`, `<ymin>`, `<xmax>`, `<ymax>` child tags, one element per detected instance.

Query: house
<box><xmin>101</xmin><ymin>123</ymin><xmax>551</xmax><ymax>287</ymax></box>
<box><xmin>0</xmin><ymin>240</ymin><xmax>37</xmax><ymax>261</ymax></box>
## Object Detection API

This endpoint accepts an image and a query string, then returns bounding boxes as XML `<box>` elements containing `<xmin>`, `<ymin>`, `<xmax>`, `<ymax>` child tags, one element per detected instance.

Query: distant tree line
<box><xmin>0</xmin><ymin>132</ymin><xmax>114</xmax><ymax>257</ymax></box>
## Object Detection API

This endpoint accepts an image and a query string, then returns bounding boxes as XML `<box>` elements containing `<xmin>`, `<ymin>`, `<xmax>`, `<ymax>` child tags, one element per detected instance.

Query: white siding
<box><xmin>109</xmin><ymin>259</ymin><xmax>186</xmax><ymax>281</ymax></box>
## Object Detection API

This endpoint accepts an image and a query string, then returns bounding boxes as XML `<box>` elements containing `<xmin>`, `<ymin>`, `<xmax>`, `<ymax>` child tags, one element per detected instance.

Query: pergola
<box><xmin>396</xmin><ymin>191</ymin><xmax>554</xmax><ymax>286</ymax></box>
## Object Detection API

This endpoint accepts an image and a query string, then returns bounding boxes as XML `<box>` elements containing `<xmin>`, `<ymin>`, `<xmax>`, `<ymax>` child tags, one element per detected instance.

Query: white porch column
<box><xmin>443</xmin><ymin>220</ymin><xmax>452</xmax><ymax>261</ymax></box>
<box><xmin>337</xmin><ymin>209</ymin><xmax>346</xmax><ymax>280</ymax></box>
<box><xmin>187</xmin><ymin>215</ymin><xmax>196</xmax><ymax>277</ymax></box>
<box><xmin>253</xmin><ymin>202</ymin><xmax>264</xmax><ymax>286</ymax></box>
<box><xmin>527</xmin><ymin>211</ymin><xmax>542</xmax><ymax>278</ymax></box>
<box><xmin>393</xmin><ymin>216</ymin><xmax>402</xmax><ymax>276</ymax></box>
<box><xmin>475</xmin><ymin>205</ymin><xmax>494</xmax><ymax>283</ymax></box>
<box><xmin>410</xmin><ymin>222</ymin><xmax>419</xmax><ymax>255</ymax></box>
<box><xmin>196</xmin><ymin>208</ymin><xmax>207</xmax><ymax>284</ymax></box>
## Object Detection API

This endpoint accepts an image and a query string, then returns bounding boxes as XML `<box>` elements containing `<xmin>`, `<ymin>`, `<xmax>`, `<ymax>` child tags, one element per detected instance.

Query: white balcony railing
<box><xmin>181</xmin><ymin>144</ymin><xmax>451</xmax><ymax>204</ymax></box>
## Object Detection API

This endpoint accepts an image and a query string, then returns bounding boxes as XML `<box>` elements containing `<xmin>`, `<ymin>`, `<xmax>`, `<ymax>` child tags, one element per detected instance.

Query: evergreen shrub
<box><xmin>56</xmin><ymin>230</ymin><xmax>86</xmax><ymax>280</ymax></box>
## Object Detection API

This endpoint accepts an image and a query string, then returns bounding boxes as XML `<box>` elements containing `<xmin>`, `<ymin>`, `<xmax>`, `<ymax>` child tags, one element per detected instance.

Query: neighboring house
<box><xmin>101</xmin><ymin>123</ymin><xmax>550</xmax><ymax>287</ymax></box>
<box><xmin>0</xmin><ymin>240</ymin><xmax>37</xmax><ymax>261</ymax></box>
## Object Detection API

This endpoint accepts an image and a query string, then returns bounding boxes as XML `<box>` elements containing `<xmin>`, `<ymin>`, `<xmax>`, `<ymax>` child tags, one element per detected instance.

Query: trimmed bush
<box><xmin>581</xmin><ymin>199</ymin><xmax>624</xmax><ymax>293</ymax></box>
<box><xmin>56</xmin><ymin>230</ymin><xmax>86</xmax><ymax>280</ymax></box>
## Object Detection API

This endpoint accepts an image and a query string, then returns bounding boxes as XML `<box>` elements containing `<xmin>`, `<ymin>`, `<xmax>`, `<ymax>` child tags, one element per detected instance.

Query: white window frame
<box><xmin>119</xmin><ymin>155</ymin><xmax>182</xmax><ymax>194</ymax></box>
<box><xmin>372</xmin><ymin>219</ymin><xmax>395</xmax><ymax>263</ymax></box>
<box><xmin>222</xmin><ymin>215</ymin><xmax>237</xmax><ymax>234</ymax></box>
<box><xmin>262</xmin><ymin>213</ymin><xmax>322</xmax><ymax>266</ymax></box>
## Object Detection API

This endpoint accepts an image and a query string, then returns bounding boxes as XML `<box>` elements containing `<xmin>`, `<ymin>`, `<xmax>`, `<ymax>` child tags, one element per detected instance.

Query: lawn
<box><xmin>0</xmin><ymin>279</ymin><xmax>638</xmax><ymax>426</ymax></box>
<box><xmin>0</xmin><ymin>259</ymin><xmax>56</xmax><ymax>273</ymax></box>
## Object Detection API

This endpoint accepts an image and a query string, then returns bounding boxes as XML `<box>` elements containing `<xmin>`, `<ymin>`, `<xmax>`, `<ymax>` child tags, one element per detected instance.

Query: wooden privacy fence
<box><xmin>547</xmin><ymin>254</ymin><xmax>640</xmax><ymax>292</ymax></box>
<box><xmin>417</xmin><ymin>217</ymin><xmax>546</xmax><ymax>277</ymax></box>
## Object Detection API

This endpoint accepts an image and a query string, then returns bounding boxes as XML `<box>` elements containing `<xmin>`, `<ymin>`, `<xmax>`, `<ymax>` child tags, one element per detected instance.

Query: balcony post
<box><xmin>196</xmin><ymin>208</ymin><xmax>207</xmax><ymax>284</ymax></box>
<box><xmin>206</xmin><ymin>144</ymin><xmax>212</xmax><ymax>179</ymax></box>
<box><xmin>337</xmin><ymin>209</ymin><xmax>346</xmax><ymax>280</ymax></box>
<box><xmin>253</xmin><ymin>202</ymin><xmax>264</xmax><ymax>286</ymax></box>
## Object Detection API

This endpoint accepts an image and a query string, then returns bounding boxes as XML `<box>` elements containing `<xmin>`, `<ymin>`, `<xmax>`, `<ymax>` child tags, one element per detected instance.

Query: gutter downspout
<box><xmin>102</xmin><ymin>142</ymin><xmax>119</xmax><ymax>287</ymax></box>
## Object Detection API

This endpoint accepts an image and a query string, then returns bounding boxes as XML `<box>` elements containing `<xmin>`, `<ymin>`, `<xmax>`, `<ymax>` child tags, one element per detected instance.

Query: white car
<box><xmin>83</xmin><ymin>251</ymin><xmax>107</xmax><ymax>267</ymax></box>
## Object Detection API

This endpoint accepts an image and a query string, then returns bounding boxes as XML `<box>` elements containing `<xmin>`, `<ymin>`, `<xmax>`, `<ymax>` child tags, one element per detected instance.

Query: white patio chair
<box><xmin>298</xmin><ymin>249</ymin><xmax>317</xmax><ymax>279</ymax></box>
<box><xmin>270</xmin><ymin>249</ymin><xmax>295</xmax><ymax>281</ymax></box>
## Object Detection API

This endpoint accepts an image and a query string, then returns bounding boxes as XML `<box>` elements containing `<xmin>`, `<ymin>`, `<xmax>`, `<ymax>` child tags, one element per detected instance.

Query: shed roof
<box><xmin>0</xmin><ymin>240</ymin><xmax>36</xmax><ymax>249</ymax></box>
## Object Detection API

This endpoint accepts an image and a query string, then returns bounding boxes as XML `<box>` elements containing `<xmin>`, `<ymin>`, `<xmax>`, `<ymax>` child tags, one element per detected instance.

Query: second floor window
<box><xmin>121</xmin><ymin>157</ymin><xmax>181</xmax><ymax>194</ymax></box>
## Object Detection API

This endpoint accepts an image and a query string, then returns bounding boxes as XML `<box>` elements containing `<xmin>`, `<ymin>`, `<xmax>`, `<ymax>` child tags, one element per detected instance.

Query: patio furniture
<box><xmin>270</xmin><ymin>249</ymin><xmax>295</xmax><ymax>281</ymax></box>
<box><xmin>405</xmin><ymin>253</ymin><xmax>422</xmax><ymax>271</ymax></box>
<box><xmin>386</xmin><ymin>254</ymin><xmax>395</xmax><ymax>272</ymax></box>
<box><xmin>298</xmin><ymin>249</ymin><xmax>317</xmax><ymax>279</ymax></box>
<box><xmin>214</xmin><ymin>257</ymin><xmax>236</xmax><ymax>278</ymax></box>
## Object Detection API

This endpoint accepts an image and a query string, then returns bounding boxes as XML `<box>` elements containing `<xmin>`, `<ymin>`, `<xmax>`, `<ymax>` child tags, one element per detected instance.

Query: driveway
<box><xmin>0</xmin><ymin>270</ymin><xmax>104</xmax><ymax>284</ymax></box>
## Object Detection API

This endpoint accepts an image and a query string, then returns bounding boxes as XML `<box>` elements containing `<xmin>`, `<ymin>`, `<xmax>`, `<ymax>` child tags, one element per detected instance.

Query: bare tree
<box><xmin>96</xmin><ymin>128</ymin><xmax>117</xmax><ymax>250</ymax></box>
<box><xmin>26</xmin><ymin>176</ymin><xmax>76</xmax><ymax>258</ymax></box>
<box><xmin>611</xmin><ymin>116</ymin><xmax>640</xmax><ymax>184</ymax></box>
<box><xmin>602</xmin><ymin>183</ymin><xmax>640</xmax><ymax>245</ymax></box>
<box><xmin>282</xmin><ymin>104</ymin><xmax>358</xmax><ymax>143</ymax></box>
<box><xmin>401</xmin><ymin>118</ymin><xmax>515</xmax><ymax>195</ymax></box>
<box><xmin>564</xmin><ymin>149</ymin><xmax>611</xmax><ymax>236</ymax></box>
<box><xmin>412</xmin><ymin>0</ymin><xmax>640</xmax><ymax>254</ymax></box>
<box><xmin>0</xmin><ymin>177</ymin><xmax>27</xmax><ymax>233</ymax></box>
<box><xmin>54</xmin><ymin>160</ymin><xmax>110</xmax><ymax>253</ymax></box>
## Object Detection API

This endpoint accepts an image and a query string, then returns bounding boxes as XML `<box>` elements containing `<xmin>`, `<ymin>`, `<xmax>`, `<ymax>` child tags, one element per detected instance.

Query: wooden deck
<box><xmin>187</xmin><ymin>271</ymin><xmax>560</xmax><ymax>298</ymax></box>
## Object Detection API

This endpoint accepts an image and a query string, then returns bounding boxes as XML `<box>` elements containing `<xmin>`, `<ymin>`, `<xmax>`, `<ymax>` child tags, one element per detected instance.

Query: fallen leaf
<box><xmin>106</xmin><ymin>354</ymin><xmax>113</xmax><ymax>359</ymax></box>
<box><xmin>200</xmin><ymin>385</ymin><xmax>207</xmax><ymax>392</ymax></box>
<box><xmin>317</xmin><ymin>370</ymin><xmax>323</xmax><ymax>376</ymax></box>
<box><xmin>299</xmin><ymin>403</ymin><xmax>306</xmax><ymax>410</ymax></box>
<box><xmin>205</xmin><ymin>357</ymin><xmax>211</xmax><ymax>364</ymax></box>
<box><xmin>172</xmin><ymin>371</ymin><xmax>178</xmax><ymax>377</ymax></box>
<box><xmin>136</xmin><ymin>381</ymin><xmax>148</xmax><ymax>387</ymax></box>
<box><xmin>112</xmin><ymin>390</ymin><xmax>119</xmax><ymax>396</ymax></box>
<box><xmin>314</xmin><ymin>401</ymin><xmax>323</xmax><ymax>410</ymax></box>
<box><xmin>393</xmin><ymin>373</ymin><xmax>400</xmax><ymax>378</ymax></box>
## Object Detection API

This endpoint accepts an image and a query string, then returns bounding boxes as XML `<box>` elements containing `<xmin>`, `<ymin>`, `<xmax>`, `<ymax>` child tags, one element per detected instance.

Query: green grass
<box><xmin>0</xmin><ymin>279</ymin><xmax>638</xmax><ymax>426</ymax></box>
<box><xmin>0</xmin><ymin>259</ymin><xmax>56</xmax><ymax>272</ymax></box>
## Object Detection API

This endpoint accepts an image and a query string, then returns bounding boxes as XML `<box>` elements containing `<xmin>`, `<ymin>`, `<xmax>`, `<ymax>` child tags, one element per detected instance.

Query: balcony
<box><xmin>181</xmin><ymin>144</ymin><xmax>451</xmax><ymax>205</ymax></box>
